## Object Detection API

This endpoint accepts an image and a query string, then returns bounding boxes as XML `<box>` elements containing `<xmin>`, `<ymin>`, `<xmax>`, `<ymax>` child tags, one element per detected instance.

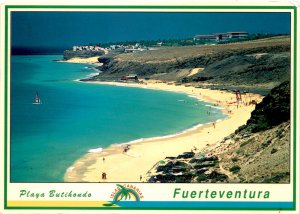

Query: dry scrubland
<box><xmin>115</xmin><ymin>36</ymin><xmax>290</xmax><ymax>62</ymax></box>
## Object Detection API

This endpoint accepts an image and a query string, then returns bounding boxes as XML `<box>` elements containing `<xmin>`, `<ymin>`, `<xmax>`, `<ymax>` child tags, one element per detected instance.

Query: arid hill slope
<box><xmin>95</xmin><ymin>36</ymin><xmax>290</xmax><ymax>89</ymax></box>
<box><xmin>146</xmin><ymin>81</ymin><xmax>291</xmax><ymax>183</ymax></box>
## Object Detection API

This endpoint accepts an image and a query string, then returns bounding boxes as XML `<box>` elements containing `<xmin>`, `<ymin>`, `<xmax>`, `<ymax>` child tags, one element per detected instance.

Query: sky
<box><xmin>11</xmin><ymin>12</ymin><xmax>291</xmax><ymax>49</ymax></box>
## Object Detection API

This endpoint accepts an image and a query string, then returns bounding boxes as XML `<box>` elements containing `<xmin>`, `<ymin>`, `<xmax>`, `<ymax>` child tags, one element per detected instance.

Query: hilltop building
<box><xmin>194</xmin><ymin>32</ymin><xmax>249</xmax><ymax>42</ymax></box>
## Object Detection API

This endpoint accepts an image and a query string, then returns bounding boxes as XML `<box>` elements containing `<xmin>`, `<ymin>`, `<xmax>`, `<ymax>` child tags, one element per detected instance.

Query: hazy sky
<box><xmin>11</xmin><ymin>12</ymin><xmax>291</xmax><ymax>48</ymax></box>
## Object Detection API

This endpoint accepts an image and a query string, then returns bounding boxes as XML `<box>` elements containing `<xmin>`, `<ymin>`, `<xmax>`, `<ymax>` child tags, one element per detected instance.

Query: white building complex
<box><xmin>194</xmin><ymin>32</ymin><xmax>249</xmax><ymax>42</ymax></box>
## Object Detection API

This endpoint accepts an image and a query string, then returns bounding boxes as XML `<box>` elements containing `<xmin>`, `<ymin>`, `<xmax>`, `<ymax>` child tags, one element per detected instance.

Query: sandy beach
<box><xmin>59</xmin><ymin>56</ymin><xmax>103</xmax><ymax>66</ymax></box>
<box><xmin>64</xmin><ymin>80</ymin><xmax>263</xmax><ymax>182</ymax></box>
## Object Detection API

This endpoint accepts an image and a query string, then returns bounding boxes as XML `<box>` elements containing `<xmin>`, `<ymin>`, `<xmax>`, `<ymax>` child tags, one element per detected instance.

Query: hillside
<box><xmin>213</xmin><ymin>81</ymin><xmax>290</xmax><ymax>183</ymax></box>
<box><xmin>192</xmin><ymin>52</ymin><xmax>290</xmax><ymax>86</ymax></box>
<box><xmin>146</xmin><ymin>81</ymin><xmax>291</xmax><ymax>183</ymax></box>
<box><xmin>94</xmin><ymin>36</ymin><xmax>290</xmax><ymax>90</ymax></box>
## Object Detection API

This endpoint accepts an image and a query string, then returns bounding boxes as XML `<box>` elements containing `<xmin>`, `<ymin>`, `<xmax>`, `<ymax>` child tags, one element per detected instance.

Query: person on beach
<box><xmin>123</xmin><ymin>144</ymin><xmax>131</xmax><ymax>153</ymax></box>
<box><xmin>123</xmin><ymin>145</ymin><xmax>129</xmax><ymax>153</ymax></box>
<box><xmin>140</xmin><ymin>175</ymin><xmax>142</xmax><ymax>181</ymax></box>
<box><xmin>213</xmin><ymin>122</ymin><xmax>216</xmax><ymax>129</ymax></box>
<box><xmin>102</xmin><ymin>172</ymin><xmax>107</xmax><ymax>180</ymax></box>
<box><xmin>103</xmin><ymin>157</ymin><xmax>105</xmax><ymax>163</ymax></box>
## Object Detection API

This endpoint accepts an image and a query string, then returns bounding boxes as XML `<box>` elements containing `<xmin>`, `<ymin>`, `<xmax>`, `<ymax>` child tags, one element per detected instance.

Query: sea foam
<box><xmin>205</xmin><ymin>104</ymin><xmax>225</xmax><ymax>110</ymax></box>
<box><xmin>114</xmin><ymin>123</ymin><xmax>205</xmax><ymax>146</ymax></box>
<box><xmin>88</xmin><ymin>147</ymin><xmax>103</xmax><ymax>153</ymax></box>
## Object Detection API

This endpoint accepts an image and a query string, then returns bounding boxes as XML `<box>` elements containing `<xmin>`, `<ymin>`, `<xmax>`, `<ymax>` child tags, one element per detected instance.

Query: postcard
<box><xmin>0</xmin><ymin>0</ymin><xmax>299</xmax><ymax>213</ymax></box>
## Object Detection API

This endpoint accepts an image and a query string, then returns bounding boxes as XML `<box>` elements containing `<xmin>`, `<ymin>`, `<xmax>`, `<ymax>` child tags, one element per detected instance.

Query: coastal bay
<box><xmin>10</xmin><ymin>55</ymin><xmax>226</xmax><ymax>182</ymax></box>
<box><xmin>65</xmin><ymin>79</ymin><xmax>262</xmax><ymax>182</ymax></box>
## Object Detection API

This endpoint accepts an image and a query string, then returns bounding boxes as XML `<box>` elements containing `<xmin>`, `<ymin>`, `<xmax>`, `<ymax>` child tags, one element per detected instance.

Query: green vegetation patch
<box><xmin>196</xmin><ymin>174</ymin><xmax>207</xmax><ymax>182</ymax></box>
<box><xmin>229</xmin><ymin>165</ymin><xmax>241</xmax><ymax>173</ymax></box>
<box><xmin>271</xmin><ymin>148</ymin><xmax>278</xmax><ymax>154</ymax></box>
<box><xmin>231</xmin><ymin>157</ymin><xmax>239</xmax><ymax>162</ymax></box>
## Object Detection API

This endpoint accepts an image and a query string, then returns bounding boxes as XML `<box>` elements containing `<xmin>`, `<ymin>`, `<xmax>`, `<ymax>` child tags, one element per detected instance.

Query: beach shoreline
<box><xmin>57</xmin><ymin>56</ymin><xmax>103</xmax><ymax>66</ymax></box>
<box><xmin>64</xmin><ymin>79</ymin><xmax>263</xmax><ymax>182</ymax></box>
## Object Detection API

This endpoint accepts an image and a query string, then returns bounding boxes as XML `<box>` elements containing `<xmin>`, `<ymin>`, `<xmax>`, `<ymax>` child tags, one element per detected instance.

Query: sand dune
<box><xmin>187</xmin><ymin>68</ymin><xmax>204</xmax><ymax>76</ymax></box>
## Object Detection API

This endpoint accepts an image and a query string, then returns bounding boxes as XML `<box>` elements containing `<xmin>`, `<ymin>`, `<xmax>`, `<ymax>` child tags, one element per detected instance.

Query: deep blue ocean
<box><xmin>10</xmin><ymin>55</ymin><xmax>225</xmax><ymax>182</ymax></box>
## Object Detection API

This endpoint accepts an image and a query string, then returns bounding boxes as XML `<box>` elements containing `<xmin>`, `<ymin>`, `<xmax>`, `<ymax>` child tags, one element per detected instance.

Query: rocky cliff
<box><xmin>238</xmin><ymin>81</ymin><xmax>290</xmax><ymax>133</ymax></box>
<box><xmin>217</xmin><ymin>81</ymin><xmax>291</xmax><ymax>183</ymax></box>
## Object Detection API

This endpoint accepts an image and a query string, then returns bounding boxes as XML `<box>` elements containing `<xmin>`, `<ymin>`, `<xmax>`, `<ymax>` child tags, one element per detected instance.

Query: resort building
<box><xmin>72</xmin><ymin>45</ymin><xmax>109</xmax><ymax>53</ymax></box>
<box><xmin>110</xmin><ymin>43</ymin><xmax>147</xmax><ymax>53</ymax></box>
<box><xmin>193</xmin><ymin>34</ymin><xmax>217</xmax><ymax>41</ymax></box>
<box><xmin>227</xmin><ymin>32</ymin><xmax>249</xmax><ymax>39</ymax></box>
<box><xmin>193</xmin><ymin>32</ymin><xmax>249</xmax><ymax>42</ymax></box>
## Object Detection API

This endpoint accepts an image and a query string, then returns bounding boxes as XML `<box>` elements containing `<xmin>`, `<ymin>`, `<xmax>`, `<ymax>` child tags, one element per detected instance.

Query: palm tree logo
<box><xmin>113</xmin><ymin>184</ymin><xmax>141</xmax><ymax>202</ymax></box>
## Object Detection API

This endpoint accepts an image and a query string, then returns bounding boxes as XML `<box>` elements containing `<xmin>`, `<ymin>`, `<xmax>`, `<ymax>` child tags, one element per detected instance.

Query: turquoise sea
<box><xmin>10</xmin><ymin>55</ymin><xmax>225</xmax><ymax>182</ymax></box>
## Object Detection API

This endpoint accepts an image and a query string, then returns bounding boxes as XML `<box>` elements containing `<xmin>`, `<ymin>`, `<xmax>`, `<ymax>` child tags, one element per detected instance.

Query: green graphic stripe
<box><xmin>4</xmin><ymin>5</ymin><xmax>9</xmax><ymax>209</ymax></box>
<box><xmin>292</xmin><ymin>7</ymin><xmax>297</xmax><ymax>211</ymax></box>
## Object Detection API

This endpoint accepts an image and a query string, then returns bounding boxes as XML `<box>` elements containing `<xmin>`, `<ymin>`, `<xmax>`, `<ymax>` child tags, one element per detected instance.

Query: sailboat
<box><xmin>33</xmin><ymin>91</ymin><xmax>42</xmax><ymax>105</ymax></box>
